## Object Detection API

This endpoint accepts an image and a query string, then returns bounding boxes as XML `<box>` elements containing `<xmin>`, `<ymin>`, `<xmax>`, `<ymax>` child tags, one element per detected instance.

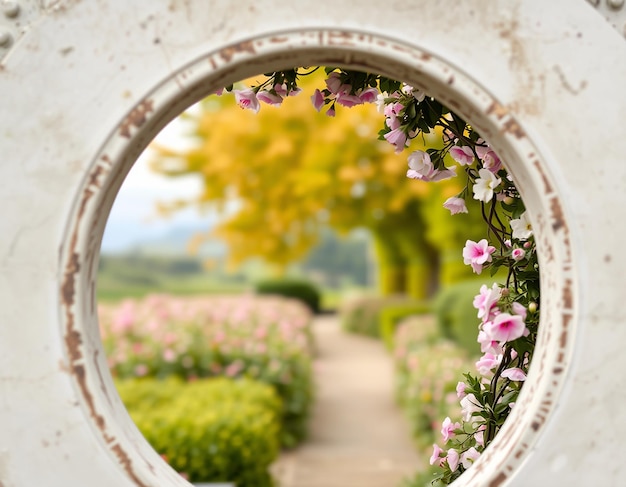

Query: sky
<box><xmin>100</xmin><ymin>114</ymin><xmax>214</xmax><ymax>253</ymax></box>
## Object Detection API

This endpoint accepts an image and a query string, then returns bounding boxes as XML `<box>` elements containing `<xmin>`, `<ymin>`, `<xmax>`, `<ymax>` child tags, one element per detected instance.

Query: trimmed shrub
<box><xmin>117</xmin><ymin>377</ymin><xmax>281</xmax><ymax>486</ymax></box>
<box><xmin>433</xmin><ymin>279</ymin><xmax>499</xmax><ymax>355</ymax></box>
<box><xmin>254</xmin><ymin>279</ymin><xmax>321</xmax><ymax>314</ymax></box>
<box><xmin>378</xmin><ymin>301</ymin><xmax>431</xmax><ymax>350</ymax></box>
<box><xmin>99</xmin><ymin>294</ymin><xmax>314</xmax><ymax>447</ymax></box>
<box><xmin>339</xmin><ymin>294</ymin><xmax>416</xmax><ymax>337</ymax></box>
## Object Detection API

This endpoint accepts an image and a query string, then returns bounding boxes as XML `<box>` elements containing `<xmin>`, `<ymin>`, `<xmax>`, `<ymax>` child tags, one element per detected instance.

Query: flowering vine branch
<box><xmin>222</xmin><ymin>67</ymin><xmax>540</xmax><ymax>485</ymax></box>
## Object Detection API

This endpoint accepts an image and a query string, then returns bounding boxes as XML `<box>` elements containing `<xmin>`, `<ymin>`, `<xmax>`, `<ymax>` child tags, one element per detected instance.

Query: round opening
<box><xmin>59</xmin><ymin>30</ymin><xmax>575</xmax><ymax>487</ymax></box>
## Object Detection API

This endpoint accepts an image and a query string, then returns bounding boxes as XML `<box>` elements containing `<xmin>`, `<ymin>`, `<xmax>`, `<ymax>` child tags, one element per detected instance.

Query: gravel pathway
<box><xmin>271</xmin><ymin>314</ymin><xmax>425</xmax><ymax>487</ymax></box>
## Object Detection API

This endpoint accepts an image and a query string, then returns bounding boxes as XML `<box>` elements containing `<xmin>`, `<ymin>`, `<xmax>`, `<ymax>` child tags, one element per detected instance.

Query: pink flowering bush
<box><xmin>99</xmin><ymin>293</ymin><xmax>314</xmax><ymax>447</ymax></box>
<box><xmin>223</xmin><ymin>67</ymin><xmax>540</xmax><ymax>484</ymax></box>
<box><xmin>393</xmin><ymin>317</ymin><xmax>474</xmax><ymax>450</ymax></box>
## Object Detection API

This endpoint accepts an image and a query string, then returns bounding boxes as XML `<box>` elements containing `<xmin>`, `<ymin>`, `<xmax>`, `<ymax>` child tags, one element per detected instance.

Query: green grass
<box><xmin>97</xmin><ymin>254</ymin><xmax>372</xmax><ymax>305</ymax></box>
<box><xmin>97</xmin><ymin>274</ymin><xmax>249</xmax><ymax>301</ymax></box>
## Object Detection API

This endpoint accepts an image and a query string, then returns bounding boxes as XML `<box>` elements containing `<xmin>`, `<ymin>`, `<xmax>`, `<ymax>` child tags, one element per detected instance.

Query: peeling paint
<box><xmin>502</xmin><ymin>118</ymin><xmax>525</xmax><ymax>139</ymax></box>
<box><xmin>549</xmin><ymin>196</ymin><xmax>566</xmax><ymax>232</ymax></box>
<box><xmin>533</xmin><ymin>159</ymin><xmax>553</xmax><ymax>194</ymax></box>
<box><xmin>110</xmin><ymin>444</ymin><xmax>150</xmax><ymax>487</ymax></box>
<box><xmin>489</xmin><ymin>472</ymin><xmax>507</xmax><ymax>487</ymax></box>
<box><xmin>563</xmin><ymin>279</ymin><xmax>573</xmax><ymax>309</ymax></box>
<box><xmin>218</xmin><ymin>40</ymin><xmax>256</xmax><ymax>62</ymax></box>
<box><xmin>119</xmin><ymin>100</ymin><xmax>155</xmax><ymax>138</ymax></box>
<box><xmin>486</xmin><ymin>101</ymin><xmax>508</xmax><ymax>120</ymax></box>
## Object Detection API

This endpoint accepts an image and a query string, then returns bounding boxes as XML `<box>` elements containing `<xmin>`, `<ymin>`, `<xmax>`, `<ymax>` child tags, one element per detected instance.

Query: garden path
<box><xmin>271</xmin><ymin>314</ymin><xmax>425</xmax><ymax>487</ymax></box>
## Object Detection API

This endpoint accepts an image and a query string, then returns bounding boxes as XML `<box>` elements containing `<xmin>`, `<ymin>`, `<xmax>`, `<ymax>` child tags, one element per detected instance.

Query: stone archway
<box><xmin>1</xmin><ymin>2</ymin><xmax>625</xmax><ymax>486</ymax></box>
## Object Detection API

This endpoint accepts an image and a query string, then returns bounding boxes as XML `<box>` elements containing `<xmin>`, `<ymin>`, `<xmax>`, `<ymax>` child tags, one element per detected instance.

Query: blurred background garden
<box><xmin>98</xmin><ymin>71</ymin><xmax>499</xmax><ymax>487</ymax></box>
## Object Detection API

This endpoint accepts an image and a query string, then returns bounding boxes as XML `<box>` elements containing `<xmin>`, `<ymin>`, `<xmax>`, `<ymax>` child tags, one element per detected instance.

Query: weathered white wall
<box><xmin>0</xmin><ymin>1</ymin><xmax>625</xmax><ymax>486</ymax></box>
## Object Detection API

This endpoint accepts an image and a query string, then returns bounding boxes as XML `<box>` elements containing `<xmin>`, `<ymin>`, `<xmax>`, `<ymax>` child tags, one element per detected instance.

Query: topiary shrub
<box><xmin>254</xmin><ymin>279</ymin><xmax>321</xmax><ymax>314</ymax></box>
<box><xmin>117</xmin><ymin>377</ymin><xmax>281</xmax><ymax>487</ymax></box>
<box><xmin>433</xmin><ymin>279</ymin><xmax>500</xmax><ymax>356</ymax></box>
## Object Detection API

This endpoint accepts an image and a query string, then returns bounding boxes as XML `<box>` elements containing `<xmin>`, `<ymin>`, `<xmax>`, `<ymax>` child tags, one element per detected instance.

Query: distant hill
<box><xmin>102</xmin><ymin>221</ymin><xmax>225</xmax><ymax>258</ymax></box>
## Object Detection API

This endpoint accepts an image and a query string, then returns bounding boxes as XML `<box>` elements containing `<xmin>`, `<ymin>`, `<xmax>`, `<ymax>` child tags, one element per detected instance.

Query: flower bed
<box><xmin>99</xmin><ymin>293</ymin><xmax>315</xmax><ymax>447</ymax></box>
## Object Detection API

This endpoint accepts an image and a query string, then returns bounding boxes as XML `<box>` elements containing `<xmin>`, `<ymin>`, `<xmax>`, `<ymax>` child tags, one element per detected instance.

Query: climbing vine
<box><xmin>224</xmin><ymin>67</ymin><xmax>539</xmax><ymax>484</ymax></box>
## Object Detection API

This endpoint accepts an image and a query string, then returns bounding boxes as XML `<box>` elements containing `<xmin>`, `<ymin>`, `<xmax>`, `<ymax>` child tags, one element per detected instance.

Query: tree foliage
<box><xmin>149</xmin><ymin>72</ymin><xmax>483</xmax><ymax>298</ymax></box>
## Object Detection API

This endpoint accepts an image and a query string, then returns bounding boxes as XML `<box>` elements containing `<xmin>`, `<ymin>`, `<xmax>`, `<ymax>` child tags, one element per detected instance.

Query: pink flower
<box><xmin>446</xmin><ymin>449</ymin><xmax>460</xmax><ymax>472</ymax></box>
<box><xmin>474</xmin><ymin>427</ymin><xmax>485</xmax><ymax>447</ymax></box>
<box><xmin>462</xmin><ymin>239</ymin><xmax>496</xmax><ymax>274</ymax></box>
<box><xmin>511</xmin><ymin>302</ymin><xmax>527</xmax><ymax>320</ymax></box>
<box><xmin>326</xmin><ymin>106</ymin><xmax>336</xmax><ymax>117</ymax></box>
<box><xmin>484</xmin><ymin>312</ymin><xmax>527</xmax><ymax>343</ymax></box>
<box><xmin>407</xmin><ymin>150</ymin><xmax>457</xmax><ymax>182</ymax></box>
<box><xmin>456</xmin><ymin>381</ymin><xmax>466</xmax><ymax>398</ymax></box>
<box><xmin>311</xmin><ymin>89</ymin><xmax>325</xmax><ymax>111</ymax></box>
<box><xmin>501</xmin><ymin>367</ymin><xmax>527</xmax><ymax>381</ymax></box>
<box><xmin>325</xmin><ymin>72</ymin><xmax>343</xmax><ymax>94</ymax></box>
<box><xmin>475</xmin><ymin>142</ymin><xmax>489</xmax><ymax>159</ymax></box>
<box><xmin>441</xmin><ymin>417</ymin><xmax>461</xmax><ymax>442</ymax></box>
<box><xmin>482</xmin><ymin>150</ymin><xmax>502</xmax><ymax>173</ymax></box>
<box><xmin>477</xmin><ymin>329</ymin><xmax>502</xmax><ymax>354</ymax></box>
<box><xmin>358</xmin><ymin>87</ymin><xmax>379</xmax><ymax>103</ymax></box>
<box><xmin>473</xmin><ymin>283</ymin><xmax>501</xmax><ymax>321</ymax></box>
<box><xmin>336</xmin><ymin>92</ymin><xmax>363</xmax><ymax>107</ymax></box>
<box><xmin>511</xmin><ymin>248</ymin><xmax>525</xmax><ymax>261</ymax></box>
<box><xmin>443</xmin><ymin>196</ymin><xmax>468</xmax><ymax>215</ymax></box>
<box><xmin>461</xmin><ymin>447</ymin><xmax>481</xmax><ymax>469</ymax></box>
<box><xmin>134</xmin><ymin>364</ymin><xmax>148</xmax><ymax>377</ymax></box>
<box><xmin>430</xmin><ymin>444</ymin><xmax>444</xmax><ymax>466</ymax></box>
<box><xmin>449</xmin><ymin>145</ymin><xmax>475</xmax><ymax>166</ymax></box>
<box><xmin>257</xmin><ymin>90</ymin><xmax>283</xmax><ymax>106</ymax></box>
<box><xmin>234</xmin><ymin>89</ymin><xmax>260</xmax><ymax>113</ymax></box>
<box><xmin>476</xmin><ymin>352</ymin><xmax>501</xmax><ymax>375</ymax></box>
<box><xmin>163</xmin><ymin>348</ymin><xmax>176</xmax><ymax>363</ymax></box>
<box><xmin>273</xmin><ymin>83</ymin><xmax>298</xmax><ymax>97</ymax></box>
<box><xmin>384</xmin><ymin>101</ymin><xmax>403</xmax><ymax>118</ymax></box>
<box><xmin>384</xmin><ymin>128</ymin><xmax>408</xmax><ymax>153</ymax></box>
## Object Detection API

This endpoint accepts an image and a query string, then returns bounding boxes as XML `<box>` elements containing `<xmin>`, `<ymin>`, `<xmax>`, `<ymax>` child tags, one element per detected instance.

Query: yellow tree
<box><xmin>149</xmin><ymin>72</ymin><xmax>481</xmax><ymax>299</ymax></box>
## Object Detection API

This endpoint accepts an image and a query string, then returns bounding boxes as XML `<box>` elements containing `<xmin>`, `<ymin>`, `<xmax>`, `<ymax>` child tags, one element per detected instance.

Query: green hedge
<box><xmin>339</xmin><ymin>294</ymin><xmax>419</xmax><ymax>338</ymax></box>
<box><xmin>433</xmin><ymin>279</ymin><xmax>500</xmax><ymax>356</ymax></box>
<box><xmin>254</xmin><ymin>279</ymin><xmax>321</xmax><ymax>314</ymax></box>
<box><xmin>117</xmin><ymin>377</ymin><xmax>281</xmax><ymax>486</ymax></box>
<box><xmin>378</xmin><ymin>302</ymin><xmax>431</xmax><ymax>350</ymax></box>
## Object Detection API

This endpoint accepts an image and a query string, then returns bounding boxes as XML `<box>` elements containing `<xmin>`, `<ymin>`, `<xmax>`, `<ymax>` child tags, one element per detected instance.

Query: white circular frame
<box><xmin>1</xmin><ymin>2</ymin><xmax>626</xmax><ymax>486</ymax></box>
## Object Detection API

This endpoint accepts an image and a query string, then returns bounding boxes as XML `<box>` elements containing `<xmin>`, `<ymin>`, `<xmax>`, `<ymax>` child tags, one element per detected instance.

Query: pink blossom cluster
<box><xmin>473</xmin><ymin>284</ymin><xmax>529</xmax><ymax>371</ymax></box>
<box><xmin>310</xmin><ymin>72</ymin><xmax>379</xmax><ymax>117</ymax></box>
<box><xmin>428</xmin><ymin>284</ymin><xmax>531</xmax><ymax>477</ymax></box>
<box><xmin>99</xmin><ymin>293</ymin><xmax>313</xmax><ymax>382</ymax></box>
<box><xmin>233</xmin><ymin>83</ymin><xmax>301</xmax><ymax>113</ymax></box>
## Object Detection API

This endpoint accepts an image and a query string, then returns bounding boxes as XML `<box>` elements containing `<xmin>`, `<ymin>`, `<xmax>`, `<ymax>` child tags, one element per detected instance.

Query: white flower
<box><xmin>472</xmin><ymin>168</ymin><xmax>501</xmax><ymax>202</ymax></box>
<box><xmin>461</xmin><ymin>447</ymin><xmax>481</xmax><ymax>469</ymax></box>
<box><xmin>510</xmin><ymin>211</ymin><xmax>533</xmax><ymax>240</ymax></box>
<box><xmin>460</xmin><ymin>393</ymin><xmax>482</xmax><ymax>422</ymax></box>
<box><xmin>375</xmin><ymin>92</ymin><xmax>388</xmax><ymax>114</ymax></box>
